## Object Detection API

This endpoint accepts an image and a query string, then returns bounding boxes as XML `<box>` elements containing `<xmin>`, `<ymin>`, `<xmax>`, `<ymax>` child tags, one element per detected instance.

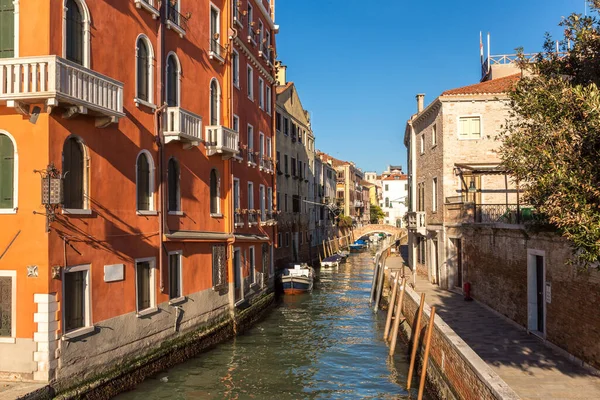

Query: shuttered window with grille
<box><xmin>137</xmin><ymin>153</ymin><xmax>151</xmax><ymax>211</ymax></box>
<box><xmin>0</xmin><ymin>276</ymin><xmax>12</xmax><ymax>337</ymax></box>
<box><xmin>64</xmin><ymin>270</ymin><xmax>86</xmax><ymax>332</ymax></box>
<box><xmin>66</xmin><ymin>0</ymin><xmax>84</xmax><ymax>65</ymax></box>
<box><xmin>212</xmin><ymin>245</ymin><xmax>226</xmax><ymax>289</ymax></box>
<box><xmin>136</xmin><ymin>261</ymin><xmax>151</xmax><ymax>311</ymax></box>
<box><xmin>137</xmin><ymin>39</ymin><xmax>150</xmax><ymax>102</ymax></box>
<box><xmin>63</xmin><ymin>138</ymin><xmax>85</xmax><ymax>210</ymax></box>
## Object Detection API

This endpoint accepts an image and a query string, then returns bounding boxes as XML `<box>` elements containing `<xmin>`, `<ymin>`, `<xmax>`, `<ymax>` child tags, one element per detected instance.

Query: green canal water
<box><xmin>117</xmin><ymin>250</ymin><xmax>422</xmax><ymax>399</ymax></box>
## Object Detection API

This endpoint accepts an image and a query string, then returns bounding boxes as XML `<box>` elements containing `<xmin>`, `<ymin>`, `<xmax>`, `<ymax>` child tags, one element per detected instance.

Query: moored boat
<box><xmin>321</xmin><ymin>254</ymin><xmax>343</xmax><ymax>269</ymax></box>
<box><xmin>282</xmin><ymin>263</ymin><xmax>314</xmax><ymax>294</ymax></box>
<box><xmin>350</xmin><ymin>239</ymin><xmax>368</xmax><ymax>252</ymax></box>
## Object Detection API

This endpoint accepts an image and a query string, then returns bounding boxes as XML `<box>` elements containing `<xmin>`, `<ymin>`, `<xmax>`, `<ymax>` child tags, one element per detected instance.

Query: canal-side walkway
<box><xmin>386</xmin><ymin>256</ymin><xmax>600</xmax><ymax>400</ymax></box>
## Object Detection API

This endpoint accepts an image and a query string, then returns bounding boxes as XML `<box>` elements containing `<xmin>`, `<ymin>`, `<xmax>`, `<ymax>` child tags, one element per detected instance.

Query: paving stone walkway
<box><xmin>387</xmin><ymin>255</ymin><xmax>600</xmax><ymax>400</ymax></box>
<box><xmin>0</xmin><ymin>381</ymin><xmax>46</xmax><ymax>400</ymax></box>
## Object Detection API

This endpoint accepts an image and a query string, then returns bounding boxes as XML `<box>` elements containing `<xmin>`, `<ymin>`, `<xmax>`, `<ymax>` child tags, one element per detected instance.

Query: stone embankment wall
<box><xmin>399</xmin><ymin>284</ymin><xmax>518</xmax><ymax>400</ymax></box>
<box><xmin>21</xmin><ymin>293</ymin><xmax>276</xmax><ymax>400</ymax></box>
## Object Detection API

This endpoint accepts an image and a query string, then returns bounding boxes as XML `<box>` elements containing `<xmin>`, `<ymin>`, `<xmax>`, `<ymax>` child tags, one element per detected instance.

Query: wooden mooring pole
<box><xmin>388</xmin><ymin>278</ymin><xmax>406</xmax><ymax>356</ymax></box>
<box><xmin>383</xmin><ymin>274</ymin><xmax>400</xmax><ymax>341</ymax></box>
<box><xmin>418</xmin><ymin>307</ymin><xmax>436</xmax><ymax>400</ymax></box>
<box><xmin>407</xmin><ymin>293</ymin><xmax>426</xmax><ymax>390</ymax></box>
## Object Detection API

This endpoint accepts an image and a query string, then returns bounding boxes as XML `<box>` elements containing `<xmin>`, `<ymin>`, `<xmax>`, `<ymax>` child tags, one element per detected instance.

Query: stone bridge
<box><xmin>352</xmin><ymin>224</ymin><xmax>406</xmax><ymax>239</ymax></box>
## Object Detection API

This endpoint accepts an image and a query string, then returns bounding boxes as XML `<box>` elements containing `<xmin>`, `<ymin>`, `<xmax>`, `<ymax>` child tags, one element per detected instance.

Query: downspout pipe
<box><xmin>156</xmin><ymin>0</ymin><xmax>166</xmax><ymax>292</ymax></box>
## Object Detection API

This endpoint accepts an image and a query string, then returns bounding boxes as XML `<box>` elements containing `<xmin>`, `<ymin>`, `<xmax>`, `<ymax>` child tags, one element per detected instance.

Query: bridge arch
<box><xmin>353</xmin><ymin>224</ymin><xmax>406</xmax><ymax>239</ymax></box>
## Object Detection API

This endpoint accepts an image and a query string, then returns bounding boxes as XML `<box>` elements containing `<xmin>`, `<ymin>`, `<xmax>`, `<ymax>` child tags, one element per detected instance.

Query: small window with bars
<box><xmin>212</xmin><ymin>245</ymin><xmax>227</xmax><ymax>290</ymax></box>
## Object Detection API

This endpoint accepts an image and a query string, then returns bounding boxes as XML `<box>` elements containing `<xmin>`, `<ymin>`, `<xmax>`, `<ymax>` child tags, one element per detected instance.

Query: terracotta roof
<box><xmin>382</xmin><ymin>174</ymin><xmax>408</xmax><ymax>181</ymax></box>
<box><xmin>276</xmin><ymin>82</ymin><xmax>293</xmax><ymax>94</ymax></box>
<box><xmin>441</xmin><ymin>73</ymin><xmax>520</xmax><ymax>96</ymax></box>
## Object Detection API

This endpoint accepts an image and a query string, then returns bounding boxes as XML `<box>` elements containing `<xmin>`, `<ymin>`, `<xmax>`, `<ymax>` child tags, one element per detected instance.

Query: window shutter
<box><xmin>0</xmin><ymin>0</ymin><xmax>14</xmax><ymax>58</ymax></box>
<box><xmin>168</xmin><ymin>158</ymin><xmax>179</xmax><ymax>211</ymax></box>
<box><xmin>167</xmin><ymin>56</ymin><xmax>178</xmax><ymax>107</ymax></box>
<box><xmin>210</xmin><ymin>81</ymin><xmax>218</xmax><ymax>125</ymax></box>
<box><xmin>471</xmin><ymin>117</ymin><xmax>481</xmax><ymax>137</ymax></box>
<box><xmin>459</xmin><ymin>118</ymin><xmax>468</xmax><ymax>136</ymax></box>
<box><xmin>0</xmin><ymin>134</ymin><xmax>14</xmax><ymax>209</ymax></box>
<box><xmin>136</xmin><ymin>262</ymin><xmax>151</xmax><ymax>310</ymax></box>
<box><xmin>210</xmin><ymin>169</ymin><xmax>217</xmax><ymax>214</ymax></box>
<box><xmin>65</xmin><ymin>271</ymin><xmax>85</xmax><ymax>332</ymax></box>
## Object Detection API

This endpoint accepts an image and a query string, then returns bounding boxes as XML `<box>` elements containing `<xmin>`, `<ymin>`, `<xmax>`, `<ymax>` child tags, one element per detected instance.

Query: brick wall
<box><xmin>462</xmin><ymin>226</ymin><xmax>600</xmax><ymax>370</ymax></box>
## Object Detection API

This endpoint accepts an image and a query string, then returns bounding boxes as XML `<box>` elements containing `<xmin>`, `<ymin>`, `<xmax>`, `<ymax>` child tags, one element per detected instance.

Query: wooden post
<box><xmin>388</xmin><ymin>278</ymin><xmax>406</xmax><ymax>356</ymax></box>
<box><xmin>418</xmin><ymin>307</ymin><xmax>436</xmax><ymax>400</ymax></box>
<box><xmin>384</xmin><ymin>274</ymin><xmax>400</xmax><ymax>341</ymax></box>
<box><xmin>322</xmin><ymin>241</ymin><xmax>327</xmax><ymax>258</ymax></box>
<box><xmin>407</xmin><ymin>293</ymin><xmax>426</xmax><ymax>390</ymax></box>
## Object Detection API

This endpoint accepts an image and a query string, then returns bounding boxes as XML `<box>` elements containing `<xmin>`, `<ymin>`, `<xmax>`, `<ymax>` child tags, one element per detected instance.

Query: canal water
<box><xmin>117</xmin><ymin>250</ymin><xmax>421</xmax><ymax>400</ymax></box>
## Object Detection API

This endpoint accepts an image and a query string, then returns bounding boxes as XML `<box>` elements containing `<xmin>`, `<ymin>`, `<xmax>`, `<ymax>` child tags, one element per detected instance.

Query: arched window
<box><xmin>0</xmin><ymin>133</ymin><xmax>15</xmax><ymax>210</ymax></box>
<box><xmin>210</xmin><ymin>79</ymin><xmax>219</xmax><ymax>125</ymax></box>
<box><xmin>64</xmin><ymin>0</ymin><xmax>90</xmax><ymax>67</ymax></box>
<box><xmin>166</xmin><ymin>53</ymin><xmax>180</xmax><ymax>107</ymax></box>
<box><xmin>167</xmin><ymin>157</ymin><xmax>180</xmax><ymax>212</ymax></box>
<box><xmin>136</xmin><ymin>36</ymin><xmax>153</xmax><ymax>103</ymax></box>
<box><xmin>63</xmin><ymin>137</ymin><xmax>86</xmax><ymax>210</ymax></box>
<box><xmin>210</xmin><ymin>169</ymin><xmax>219</xmax><ymax>214</ymax></box>
<box><xmin>385</xmin><ymin>197</ymin><xmax>389</xmax><ymax>208</ymax></box>
<box><xmin>136</xmin><ymin>151</ymin><xmax>154</xmax><ymax>211</ymax></box>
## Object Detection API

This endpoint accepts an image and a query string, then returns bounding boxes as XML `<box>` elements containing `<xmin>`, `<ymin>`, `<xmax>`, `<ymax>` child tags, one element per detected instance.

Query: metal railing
<box><xmin>0</xmin><ymin>56</ymin><xmax>124</xmax><ymax>118</ymax></box>
<box><xmin>209</xmin><ymin>39</ymin><xmax>226</xmax><ymax>61</ymax></box>
<box><xmin>474</xmin><ymin>204</ymin><xmax>538</xmax><ymax>224</ymax></box>
<box><xmin>247</xmin><ymin>151</ymin><xmax>257</xmax><ymax>165</ymax></box>
<box><xmin>248</xmin><ymin>211</ymin><xmax>258</xmax><ymax>225</ymax></box>
<box><xmin>166</xmin><ymin>4</ymin><xmax>186</xmax><ymax>31</ymax></box>
<box><xmin>234</xmin><ymin>212</ymin><xmax>244</xmax><ymax>227</ymax></box>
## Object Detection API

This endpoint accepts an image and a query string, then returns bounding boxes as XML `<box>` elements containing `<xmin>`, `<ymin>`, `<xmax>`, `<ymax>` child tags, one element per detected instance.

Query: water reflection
<box><xmin>117</xmin><ymin>251</ymin><xmax>422</xmax><ymax>399</ymax></box>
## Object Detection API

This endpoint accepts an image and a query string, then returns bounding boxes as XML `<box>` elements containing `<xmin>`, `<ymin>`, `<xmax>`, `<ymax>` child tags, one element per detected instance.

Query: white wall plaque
<box><xmin>104</xmin><ymin>264</ymin><xmax>124</xmax><ymax>282</ymax></box>
<box><xmin>545</xmin><ymin>282</ymin><xmax>552</xmax><ymax>304</ymax></box>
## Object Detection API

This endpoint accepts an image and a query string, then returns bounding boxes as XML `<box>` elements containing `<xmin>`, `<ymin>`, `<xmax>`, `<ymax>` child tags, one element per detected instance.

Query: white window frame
<box><xmin>209</xmin><ymin>77</ymin><xmax>221</xmax><ymax>125</ymax></box>
<box><xmin>233</xmin><ymin>0</ymin><xmax>242</xmax><ymax>27</ymax></box>
<box><xmin>259</xmin><ymin>184</ymin><xmax>266</xmax><ymax>222</ymax></box>
<box><xmin>233</xmin><ymin>114</ymin><xmax>240</xmax><ymax>132</ymax></box>
<box><xmin>458</xmin><ymin>115</ymin><xmax>482</xmax><ymax>140</ymax></box>
<box><xmin>258</xmin><ymin>77</ymin><xmax>264</xmax><ymax>109</ymax></box>
<box><xmin>248</xmin><ymin>181</ymin><xmax>254</xmax><ymax>210</ymax></box>
<box><xmin>165</xmin><ymin>51</ymin><xmax>182</xmax><ymax>107</ymax></box>
<box><xmin>135</xmin><ymin>0</ymin><xmax>160</xmax><ymax>19</ymax></box>
<box><xmin>267</xmin><ymin>187</ymin><xmax>273</xmax><ymax>212</ymax></box>
<box><xmin>135</xmin><ymin>150</ymin><xmax>156</xmax><ymax>215</ymax></box>
<box><xmin>0</xmin><ymin>270</ymin><xmax>16</xmax><ymax>343</ymax></box>
<box><xmin>259</xmin><ymin>132</ymin><xmax>264</xmax><ymax>162</ymax></box>
<box><xmin>249</xmin><ymin>246</ymin><xmax>256</xmax><ymax>286</ymax></box>
<box><xmin>134</xmin><ymin>257</ymin><xmax>157</xmax><ymax>316</ymax></box>
<box><xmin>233</xmin><ymin>177</ymin><xmax>240</xmax><ymax>210</ymax></box>
<box><xmin>266</xmin><ymin>85</ymin><xmax>272</xmax><ymax>114</ymax></box>
<box><xmin>168</xmin><ymin>250</ymin><xmax>185</xmax><ymax>304</ymax></box>
<box><xmin>432</xmin><ymin>177</ymin><xmax>438</xmax><ymax>212</ymax></box>
<box><xmin>62</xmin><ymin>264</ymin><xmax>93</xmax><ymax>339</ymax></box>
<box><xmin>134</xmin><ymin>34</ymin><xmax>156</xmax><ymax>109</ymax></box>
<box><xmin>431</xmin><ymin>123</ymin><xmax>437</xmax><ymax>147</ymax></box>
<box><xmin>420</xmin><ymin>134</ymin><xmax>424</xmax><ymax>155</ymax></box>
<box><xmin>247</xmin><ymin>65</ymin><xmax>254</xmax><ymax>100</ymax></box>
<box><xmin>232</xmin><ymin>49</ymin><xmax>240</xmax><ymax>88</ymax></box>
<box><xmin>62</xmin><ymin>0</ymin><xmax>91</xmax><ymax>68</ymax></box>
<box><xmin>210</xmin><ymin>168</ymin><xmax>221</xmax><ymax>217</ymax></box>
<box><xmin>0</xmin><ymin>130</ymin><xmax>18</xmax><ymax>214</ymax></box>
<box><xmin>266</xmin><ymin>137</ymin><xmax>272</xmax><ymax>164</ymax></box>
<box><xmin>61</xmin><ymin>135</ymin><xmax>91</xmax><ymax>215</ymax></box>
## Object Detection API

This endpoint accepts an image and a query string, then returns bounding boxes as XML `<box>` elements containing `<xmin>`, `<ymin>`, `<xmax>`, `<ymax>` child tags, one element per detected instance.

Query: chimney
<box><xmin>275</xmin><ymin>61</ymin><xmax>287</xmax><ymax>85</ymax></box>
<box><xmin>416</xmin><ymin>94</ymin><xmax>425</xmax><ymax>113</ymax></box>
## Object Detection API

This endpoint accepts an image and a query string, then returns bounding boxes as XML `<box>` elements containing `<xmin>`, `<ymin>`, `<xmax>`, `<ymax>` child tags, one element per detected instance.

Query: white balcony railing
<box><xmin>164</xmin><ymin>107</ymin><xmax>202</xmax><ymax>145</ymax></box>
<box><xmin>407</xmin><ymin>211</ymin><xmax>426</xmax><ymax>234</ymax></box>
<box><xmin>0</xmin><ymin>56</ymin><xmax>124</xmax><ymax>123</ymax></box>
<box><xmin>205</xmin><ymin>125</ymin><xmax>240</xmax><ymax>159</ymax></box>
<box><xmin>354</xmin><ymin>200</ymin><xmax>363</xmax><ymax>207</ymax></box>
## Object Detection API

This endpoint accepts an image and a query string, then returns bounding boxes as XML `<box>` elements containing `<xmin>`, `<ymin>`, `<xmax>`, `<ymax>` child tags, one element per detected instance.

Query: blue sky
<box><xmin>275</xmin><ymin>0</ymin><xmax>585</xmax><ymax>174</ymax></box>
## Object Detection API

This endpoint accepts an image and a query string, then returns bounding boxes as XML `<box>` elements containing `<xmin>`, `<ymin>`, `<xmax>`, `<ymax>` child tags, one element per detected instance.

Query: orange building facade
<box><xmin>0</xmin><ymin>0</ymin><xmax>276</xmax><ymax>384</ymax></box>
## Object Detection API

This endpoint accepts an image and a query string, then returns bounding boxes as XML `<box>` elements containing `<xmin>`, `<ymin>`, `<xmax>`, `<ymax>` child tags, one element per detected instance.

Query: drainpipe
<box><xmin>156</xmin><ymin>0</ymin><xmax>166</xmax><ymax>292</ymax></box>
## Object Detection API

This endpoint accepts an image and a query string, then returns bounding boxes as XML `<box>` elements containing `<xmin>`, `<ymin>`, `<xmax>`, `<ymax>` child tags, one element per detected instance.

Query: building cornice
<box><xmin>234</xmin><ymin>37</ymin><xmax>276</xmax><ymax>85</ymax></box>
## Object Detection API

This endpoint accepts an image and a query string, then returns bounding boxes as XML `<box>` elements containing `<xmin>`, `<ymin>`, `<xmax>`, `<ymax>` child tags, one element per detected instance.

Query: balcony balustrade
<box><xmin>247</xmin><ymin>150</ymin><xmax>257</xmax><ymax>166</ymax></box>
<box><xmin>473</xmin><ymin>204</ymin><xmax>540</xmax><ymax>225</ymax></box>
<box><xmin>164</xmin><ymin>107</ymin><xmax>202</xmax><ymax>145</ymax></box>
<box><xmin>407</xmin><ymin>211</ymin><xmax>426</xmax><ymax>235</ymax></box>
<box><xmin>234</xmin><ymin>212</ymin><xmax>244</xmax><ymax>228</ymax></box>
<box><xmin>205</xmin><ymin>125</ymin><xmax>239</xmax><ymax>159</ymax></box>
<box><xmin>0</xmin><ymin>56</ymin><xmax>124</xmax><ymax>125</ymax></box>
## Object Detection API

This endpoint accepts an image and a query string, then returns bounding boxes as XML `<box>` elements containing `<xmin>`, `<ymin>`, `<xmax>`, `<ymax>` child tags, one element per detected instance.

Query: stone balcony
<box><xmin>205</xmin><ymin>125</ymin><xmax>239</xmax><ymax>159</ymax></box>
<box><xmin>0</xmin><ymin>55</ymin><xmax>124</xmax><ymax>126</ymax></box>
<box><xmin>164</xmin><ymin>107</ymin><xmax>202</xmax><ymax>146</ymax></box>
<box><xmin>407</xmin><ymin>211</ymin><xmax>426</xmax><ymax>235</ymax></box>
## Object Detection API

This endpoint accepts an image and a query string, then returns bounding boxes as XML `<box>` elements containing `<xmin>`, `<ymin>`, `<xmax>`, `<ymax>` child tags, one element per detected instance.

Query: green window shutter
<box><xmin>0</xmin><ymin>0</ymin><xmax>14</xmax><ymax>59</ymax></box>
<box><xmin>0</xmin><ymin>134</ymin><xmax>14</xmax><ymax>209</ymax></box>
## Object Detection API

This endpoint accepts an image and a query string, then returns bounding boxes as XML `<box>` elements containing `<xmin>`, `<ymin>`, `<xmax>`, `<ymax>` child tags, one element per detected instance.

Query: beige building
<box><xmin>404</xmin><ymin>72</ymin><xmax>520</xmax><ymax>288</ymax></box>
<box><xmin>275</xmin><ymin>64</ymin><xmax>316</xmax><ymax>266</ymax></box>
